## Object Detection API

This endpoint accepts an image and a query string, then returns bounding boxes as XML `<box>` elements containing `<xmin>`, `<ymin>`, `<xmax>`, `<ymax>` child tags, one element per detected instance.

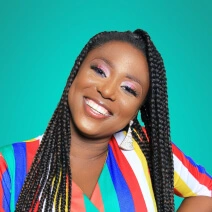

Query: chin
<box><xmin>73</xmin><ymin>122</ymin><xmax>114</xmax><ymax>140</ymax></box>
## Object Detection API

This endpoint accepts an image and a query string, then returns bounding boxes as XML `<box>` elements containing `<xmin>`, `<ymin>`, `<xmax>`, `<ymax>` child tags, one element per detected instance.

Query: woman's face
<box><xmin>68</xmin><ymin>41</ymin><xmax>149</xmax><ymax>139</ymax></box>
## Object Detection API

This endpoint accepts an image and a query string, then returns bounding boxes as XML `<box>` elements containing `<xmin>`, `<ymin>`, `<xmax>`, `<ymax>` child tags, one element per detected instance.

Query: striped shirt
<box><xmin>0</xmin><ymin>131</ymin><xmax>211</xmax><ymax>211</ymax></box>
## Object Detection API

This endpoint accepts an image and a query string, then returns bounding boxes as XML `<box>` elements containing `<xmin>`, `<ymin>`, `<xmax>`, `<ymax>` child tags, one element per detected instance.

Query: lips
<box><xmin>85</xmin><ymin>98</ymin><xmax>111</xmax><ymax>117</ymax></box>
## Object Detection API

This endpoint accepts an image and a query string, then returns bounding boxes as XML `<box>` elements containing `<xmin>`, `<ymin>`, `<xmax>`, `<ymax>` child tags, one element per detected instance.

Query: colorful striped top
<box><xmin>0</xmin><ymin>131</ymin><xmax>212</xmax><ymax>211</ymax></box>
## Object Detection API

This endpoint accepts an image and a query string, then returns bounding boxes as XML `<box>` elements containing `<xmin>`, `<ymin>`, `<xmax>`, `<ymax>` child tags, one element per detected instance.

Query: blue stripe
<box><xmin>106</xmin><ymin>145</ymin><xmax>135</xmax><ymax>212</ymax></box>
<box><xmin>12</xmin><ymin>143</ymin><xmax>27</xmax><ymax>204</ymax></box>
<box><xmin>185</xmin><ymin>155</ymin><xmax>212</xmax><ymax>178</ymax></box>
<box><xmin>2</xmin><ymin>170</ymin><xmax>11</xmax><ymax>212</ymax></box>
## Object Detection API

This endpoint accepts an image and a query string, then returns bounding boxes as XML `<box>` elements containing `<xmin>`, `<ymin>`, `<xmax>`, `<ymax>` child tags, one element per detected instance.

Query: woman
<box><xmin>0</xmin><ymin>29</ymin><xmax>212</xmax><ymax>211</ymax></box>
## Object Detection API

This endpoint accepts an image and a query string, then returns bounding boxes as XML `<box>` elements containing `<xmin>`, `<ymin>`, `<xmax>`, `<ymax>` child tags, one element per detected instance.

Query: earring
<box><xmin>119</xmin><ymin>120</ymin><xmax>134</xmax><ymax>151</ymax></box>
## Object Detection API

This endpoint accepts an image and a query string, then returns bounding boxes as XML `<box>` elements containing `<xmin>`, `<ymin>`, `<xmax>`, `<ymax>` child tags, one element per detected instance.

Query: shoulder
<box><xmin>172</xmin><ymin>142</ymin><xmax>212</xmax><ymax>197</ymax></box>
<box><xmin>0</xmin><ymin>135</ymin><xmax>42</xmax><ymax>157</ymax></box>
<box><xmin>0</xmin><ymin>136</ymin><xmax>42</xmax><ymax>211</ymax></box>
<box><xmin>0</xmin><ymin>135</ymin><xmax>42</xmax><ymax>174</ymax></box>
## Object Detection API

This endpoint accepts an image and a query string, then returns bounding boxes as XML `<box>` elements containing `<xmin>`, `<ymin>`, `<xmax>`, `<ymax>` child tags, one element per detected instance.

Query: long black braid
<box><xmin>132</xmin><ymin>29</ymin><xmax>174</xmax><ymax>211</ymax></box>
<box><xmin>15</xmin><ymin>29</ymin><xmax>174</xmax><ymax>211</ymax></box>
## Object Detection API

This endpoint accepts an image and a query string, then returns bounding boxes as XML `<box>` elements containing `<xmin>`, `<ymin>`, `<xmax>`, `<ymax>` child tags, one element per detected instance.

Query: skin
<box><xmin>68</xmin><ymin>41</ymin><xmax>149</xmax><ymax>198</ymax></box>
<box><xmin>68</xmin><ymin>41</ymin><xmax>149</xmax><ymax>141</ymax></box>
<box><xmin>177</xmin><ymin>196</ymin><xmax>212</xmax><ymax>211</ymax></box>
<box><xmin>67</xmin><ymin>40</ymin><xmax>212</xmax><ymax>209</ymax></box>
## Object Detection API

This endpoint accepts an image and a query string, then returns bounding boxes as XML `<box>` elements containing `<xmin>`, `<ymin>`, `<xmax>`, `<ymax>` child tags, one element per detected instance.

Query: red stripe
<box><xmin>172</xmin><ymin>143</ymin><xmax>212</xmax><ymax>190</ymax></box>
<box><xmin>26</xmin><ymin>140</ymin><xmax>40</xmax><ymax>173</ymax></box>
<box><xmin>0</xmin><ymin>155</ymin><xmax>7</xmax><ymax>212</ymax></box>
<box><xmin>0</xmin><ymin>178</ymin><xmax>4</xmax><ymax>212</ymax></box>
<box><xmin>141</xmin><ymin>127</ymin><xmax>149</xmax><ymax>141</ymax></box>
<box><xmin>30</xmin><ymin>200</ymin><xmax>40</xmax><ymax>212</ymax></box>
<box><xmin>109</xmin><ymin>137</ymin><xmax>147</xmax><ymax>212</ymax></box>
<box><xmin>174</xmin><ymin>188</ymin><xmax>183</xmax><ymax>197</ymax></box>
<box><xmin>0</xmin><ymin>155</ymin><xmax>7</xmax><ymax>179</ymax></box>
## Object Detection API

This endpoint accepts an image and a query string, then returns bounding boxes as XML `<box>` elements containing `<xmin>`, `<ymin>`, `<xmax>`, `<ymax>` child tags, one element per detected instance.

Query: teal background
<box><xmin>0</xmin><ymin>0</ymin><xmax>211</xmax><ymax>210</ymax></box>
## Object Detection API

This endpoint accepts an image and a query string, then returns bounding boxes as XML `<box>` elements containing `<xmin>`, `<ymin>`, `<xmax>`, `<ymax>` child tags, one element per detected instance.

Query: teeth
<box><xmin>85</xmin><ymin>99</ymin><xmax>110</xmax><ymax>116</ymax></box>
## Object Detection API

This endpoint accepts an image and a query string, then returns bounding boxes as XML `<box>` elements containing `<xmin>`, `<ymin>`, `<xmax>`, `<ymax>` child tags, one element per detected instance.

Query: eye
<box><xmin>121</xmin><ymin>86</ymin><xmax>138</xmax><ymax>97</ymax></box>
<box><xmin>91</xmin><ymin>65</ymin><xmax>107</xmax><ymax>78</ymax></box>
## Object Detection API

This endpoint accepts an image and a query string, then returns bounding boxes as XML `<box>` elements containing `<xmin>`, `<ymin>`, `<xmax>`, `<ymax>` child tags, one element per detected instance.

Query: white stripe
<box><xmin>36</xmin><ymin>134</ymin><xmax>43</xmax><ymax>144</ymax></box>
<box><xmin>114</xmin><ymin>131</ymin><xmax>156</xmax><ymax>212</ymax></box>
<box><xmin>174</xmin><ymin>154</ymin><xmax>211</xmax><ymax>196</ymax></box>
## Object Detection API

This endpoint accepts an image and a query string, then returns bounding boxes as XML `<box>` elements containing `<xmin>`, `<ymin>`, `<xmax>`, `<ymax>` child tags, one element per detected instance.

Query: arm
<box><xmin>172</xmin><ymin>143</ymin><xmax>212</xmax><ymax>210</ymax></box>
<box><xmin>0</xmin><ymin>137</ymin><xmax>41</xmax><ymax>212</ymax></box>
<box><xmin>177</xmin><ymin>196</ymin><xmax>212</xmax><ymax>212</ymax></box>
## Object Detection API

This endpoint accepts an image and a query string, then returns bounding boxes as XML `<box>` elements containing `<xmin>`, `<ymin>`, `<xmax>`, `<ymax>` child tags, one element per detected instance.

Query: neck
<box><xmin>70</xmin><ymin>124</ymin><xmax>110</xmax><ymax>160</ymax></box>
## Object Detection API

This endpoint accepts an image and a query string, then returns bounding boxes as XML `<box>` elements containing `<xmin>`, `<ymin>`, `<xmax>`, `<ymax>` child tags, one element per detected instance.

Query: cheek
<box><xmin>68</xmin><ymin>83</ymin><xmax>76</xmax><ymax>103</ymax></box>
<box><xmin>68</xmin><ymin>74</ymin><xmax>87</xmax><ymax>96</ymax></box>
<box><xmin>119</xmin><ymin>99</ymin><xmax>141</xmax><ymax>119</ymax></box>
<box><xmin>68</xmin><ymin>80</ymin><xmax>81</xmax><ymax>110</ymax></box>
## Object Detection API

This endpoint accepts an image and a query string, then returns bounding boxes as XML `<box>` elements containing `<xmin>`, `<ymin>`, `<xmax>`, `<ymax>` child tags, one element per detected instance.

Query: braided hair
<box><xmin>15</xmin><ymin>29</ymin><xmax>174</xmax><ymax>211</ymax></box>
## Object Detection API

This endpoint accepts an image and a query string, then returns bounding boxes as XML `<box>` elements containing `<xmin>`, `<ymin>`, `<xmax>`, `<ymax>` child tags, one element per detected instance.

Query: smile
<box><xmin>85</xmin><ymin>98</ymin><xmax>111</xmax><ymax>116</ymax></box>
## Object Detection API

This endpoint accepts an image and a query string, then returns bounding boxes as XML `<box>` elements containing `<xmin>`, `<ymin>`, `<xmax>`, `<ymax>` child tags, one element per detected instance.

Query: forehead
<box><xmin>89</xmin><ymin>41</ymin><xmax>146</xmax><ymax>62</ymax></box>
<box><xmin>85</xmin><ymin>41</ymin><xmax>149</xmax><ymax>78</ymax></box>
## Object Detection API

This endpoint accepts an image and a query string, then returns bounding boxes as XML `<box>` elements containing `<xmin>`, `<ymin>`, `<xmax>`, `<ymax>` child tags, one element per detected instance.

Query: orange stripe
<box><xmin>71</xmin><ymin>181</ymin><xmax>86</xmax><ymax>212</ymax></box>
<box><xmin>90</xmin><ymin>183</ymin><xmax>104</xmax><ymax>212</ymax></box>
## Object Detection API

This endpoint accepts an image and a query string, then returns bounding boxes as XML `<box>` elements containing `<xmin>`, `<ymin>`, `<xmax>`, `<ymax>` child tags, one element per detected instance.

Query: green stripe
<box><xmin>98</xmin><ymin>165</ymin><xmax>120</xmax><ymax>212</ymax></box>
<box><xmin>83</xmin><ymin>195</ymin><xmax>99</xmax><ymax>212</ymax></box>
<box><xmin>0</xmin><ymin>145</ymin><xmax>16</xmax><ymax>211</ymax></box>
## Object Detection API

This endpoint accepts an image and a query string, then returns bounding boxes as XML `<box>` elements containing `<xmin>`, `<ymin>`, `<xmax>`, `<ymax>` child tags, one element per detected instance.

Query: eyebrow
<box><xmin>126</xmin><ymin>74</ymin><xmax>142</xmax><ymax>86</ymax></box>
<box><xmin>96</xmin><ymin>57</ymin><xmax>114</xmax><ymax>69</ymax></box>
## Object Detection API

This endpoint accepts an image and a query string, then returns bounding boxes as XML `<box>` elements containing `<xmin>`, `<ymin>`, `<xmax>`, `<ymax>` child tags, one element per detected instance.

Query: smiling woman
<box><xmin>0</xmin><ymin>30</ymin><xmax>212</xmax><ymax>212</ymax></box>
<box><xmin>68</xmin><ymin>41</ymin><xmax>149</xmax><ymax>139</ymax></box>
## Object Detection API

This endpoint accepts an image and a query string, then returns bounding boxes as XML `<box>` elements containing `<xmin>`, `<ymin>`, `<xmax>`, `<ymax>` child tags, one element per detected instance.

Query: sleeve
<box><xmin>172</xmin><ymin>142</ymin><xmax>212</xmax><ymax>198</ymax></box>
<box><xmin>0</xmin><ymin>152</ymin><xmax>11</xmax><ymax>212</ymax></box>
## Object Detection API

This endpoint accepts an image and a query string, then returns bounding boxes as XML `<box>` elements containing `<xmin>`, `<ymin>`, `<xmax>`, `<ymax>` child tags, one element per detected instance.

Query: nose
<box><xmin>97</xmin><ymin>80</ymin><xmax>117</xmax><ymax>101</ymax></box>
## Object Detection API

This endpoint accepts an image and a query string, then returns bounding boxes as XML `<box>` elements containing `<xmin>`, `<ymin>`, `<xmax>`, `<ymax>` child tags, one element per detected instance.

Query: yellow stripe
<box><xmin>52</xmin><ymin>172</ymin><xmax>61</xmax><ymax>211</ymax></box>
<box><xmin>52</xmin><ymin>170</ymin><xmax>69</xmax><ymax>212</ymax></box>
<box><xmin>66</xmin><ymin>177</ymin><xmax>68</xmax><ymax>212</ymax></box>
<box><xmin>25</xmin><ymin>138</ymin><xmax>37</xmax><ymax>142</ymax></box>
<box><xmin>174</xmin><ymin>171</ymin><xmax>196</xmax><ymax>197</ymax></box>
<box><xmin>133</xmin><ymin>141</ymin><xmax>157</xmax><ymax>211</ymax></box>
<box><xmin>25</xmin><ymin>135</ymin><xmax>42</xmax><ymax>143</ymax></box>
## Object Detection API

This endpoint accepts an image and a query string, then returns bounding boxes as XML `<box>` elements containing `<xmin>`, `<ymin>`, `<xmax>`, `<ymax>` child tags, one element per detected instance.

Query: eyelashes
<box><xmin>91</xmin><ymin>65</ymin><xmax>107</xmax><ymax>78</ymax></box>
<box><xmin>121</xmin><ymin>86</ymin><xmax>138</xmax><ymax>97</ymax></box>
<box><xmin>90</xmin><ymin>65</ymin><xmax>138</xmax><ymax>97</ymax></box>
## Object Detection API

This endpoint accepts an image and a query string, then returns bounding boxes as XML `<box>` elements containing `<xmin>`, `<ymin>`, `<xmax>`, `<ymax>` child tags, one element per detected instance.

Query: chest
<box><xmin>70</xmin><ymin>138</ymin><xmax>157</xmax><ymax>211</ymax></box>
<box><xmin>71</xmin><ymin>151</ymin><xmax>107</xmax><ymax>199</ymax></box>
